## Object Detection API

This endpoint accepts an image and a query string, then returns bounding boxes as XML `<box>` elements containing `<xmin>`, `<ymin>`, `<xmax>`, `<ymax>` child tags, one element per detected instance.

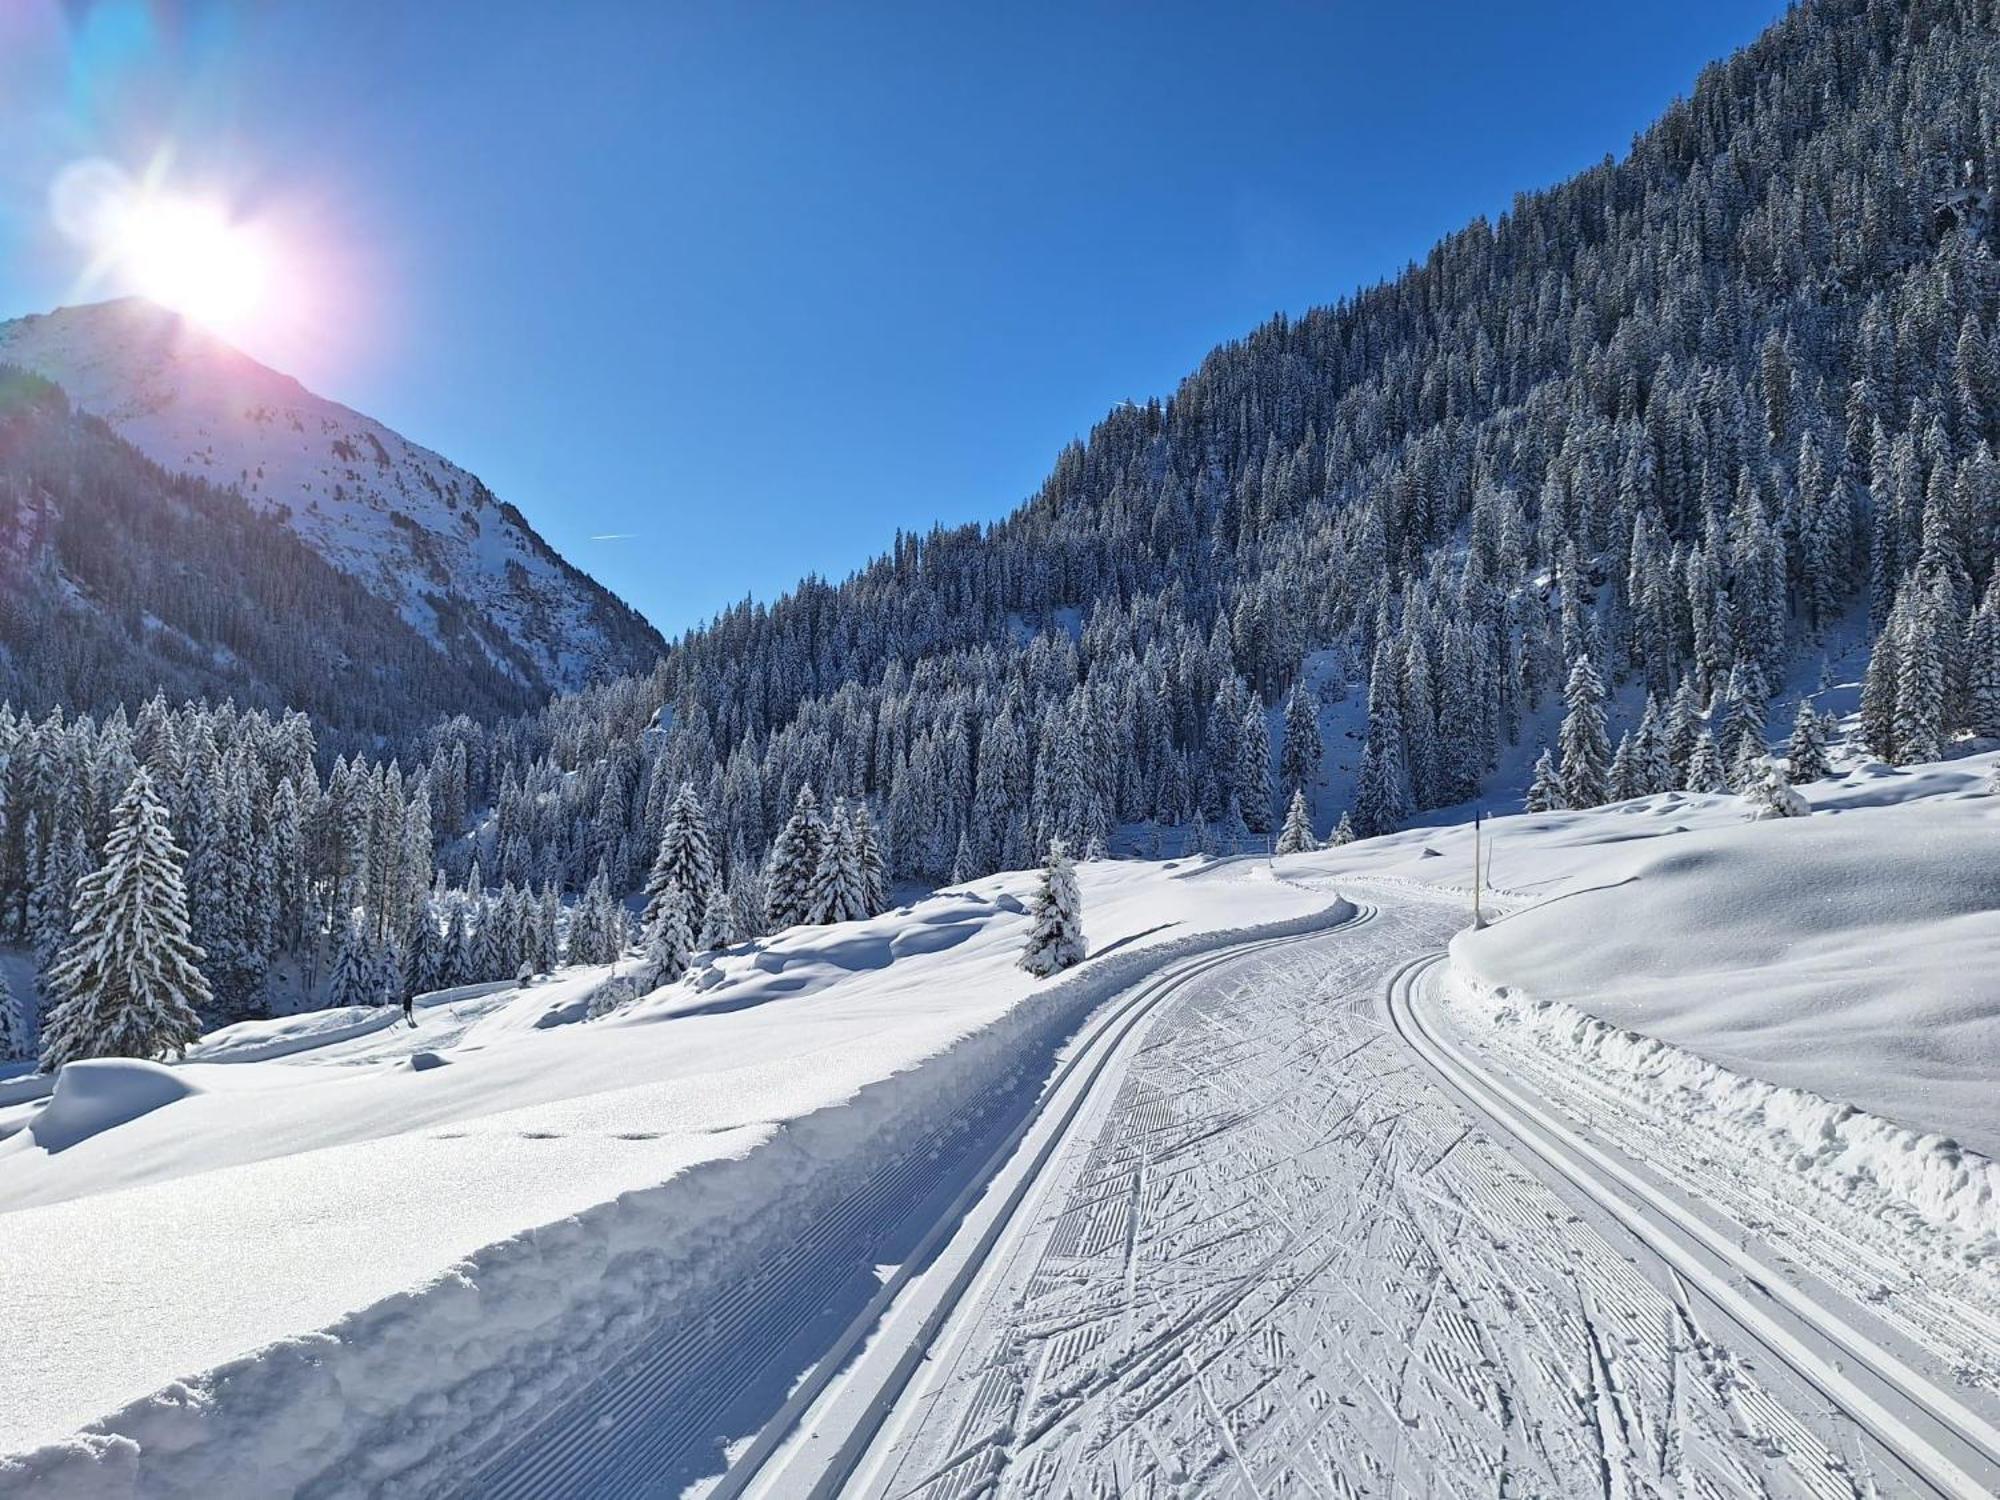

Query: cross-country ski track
<box><xmin>436</xmin><ymin>883</ymin><xmax>2000</xmax><ymax>1500</ymax></box>
<box><xmin>721</xmin><ymin>888</ymin><xmax>2000</xmax><ymax>1500</ymax></box>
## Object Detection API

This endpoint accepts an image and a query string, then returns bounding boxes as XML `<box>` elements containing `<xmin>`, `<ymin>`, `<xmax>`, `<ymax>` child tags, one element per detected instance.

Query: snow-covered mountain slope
<box><xmin>0</xmin><ymin>299</ymin><xmax>661</xmax><ymax>700</ymax></box>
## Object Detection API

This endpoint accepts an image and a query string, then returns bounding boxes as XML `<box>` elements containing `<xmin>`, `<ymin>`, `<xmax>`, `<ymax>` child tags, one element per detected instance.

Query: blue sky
<box><xmin>0</xmin><ymin>1</ymin><xmax>1786</xmax><ymax>637</ymax></box>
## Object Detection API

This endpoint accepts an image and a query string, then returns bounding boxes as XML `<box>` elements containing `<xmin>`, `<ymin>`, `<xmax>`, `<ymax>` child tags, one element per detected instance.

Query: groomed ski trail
<box><xmin>822</xmin><ymin>893</ymin><xmax>1997</xmax><ymax>1500</ymax></box>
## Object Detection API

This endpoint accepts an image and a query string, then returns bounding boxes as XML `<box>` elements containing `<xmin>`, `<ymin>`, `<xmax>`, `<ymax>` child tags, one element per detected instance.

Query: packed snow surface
<box><xmin>0</xmin><ymin>857</ymin><xmax>1331</xmax><ymax>1481</ymax></box>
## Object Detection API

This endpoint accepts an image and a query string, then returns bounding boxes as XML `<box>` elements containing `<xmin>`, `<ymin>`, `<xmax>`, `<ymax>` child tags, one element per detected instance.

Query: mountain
<box><xmin>0</xmin><ymin>368</ymin><xmax>545</xmax><ymax>742</ymax></box>
<box><xmin>0</xmin><ymin>299</ymin><xmax>662</xmax><ymax>708</ymax></box>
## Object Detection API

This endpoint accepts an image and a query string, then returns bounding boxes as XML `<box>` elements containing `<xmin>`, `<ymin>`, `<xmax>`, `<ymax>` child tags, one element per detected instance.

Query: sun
<box><xmin>51</xmin><ymin>159</ymin><xmax>279</xmax><ymax>339</ymax></box>
<box><xmin>109</xmin><ymin>195</ymin><xmax>272</xmax><ymax>336</ymax></box>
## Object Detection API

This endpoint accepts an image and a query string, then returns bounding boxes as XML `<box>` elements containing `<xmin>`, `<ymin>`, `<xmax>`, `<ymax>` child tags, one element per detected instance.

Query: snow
<box><xmin>1282</xmin><ymin>751</ymin><xmax>2000</xmax><ymax>1148</ymax></box>
<box><xmin>0</xmin><ymin>857</ymin><xmax>1337</xmax><ymax>1487</ymax></box>
<box><xmin>21</xmin><ymin>1060</ymin><xmax>200</xmax><ymax>1155</ymax></box>
<box><xmin>0</xmin><ymin>299</ymin><xmax>656</xmax><ymax>693</ymax></box>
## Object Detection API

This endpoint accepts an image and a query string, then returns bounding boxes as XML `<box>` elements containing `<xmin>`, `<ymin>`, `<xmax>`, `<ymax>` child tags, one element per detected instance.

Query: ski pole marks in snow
<box><xmin>866</xmin><ymin>904</ymin><xmax>1937</xmax><ymax>1499</ymax></box>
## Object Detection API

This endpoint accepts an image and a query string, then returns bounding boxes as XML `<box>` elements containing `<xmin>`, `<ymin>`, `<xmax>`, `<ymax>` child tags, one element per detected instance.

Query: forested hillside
<box><xmin>4</xmin><ymin>0</ymin><xmax>1999</xmax><ymax>1046</ymax></box>
<box><xmin>467</xmin><ymin>0</ymin><xmax>2000</xmax><ymax>885</ymax></box>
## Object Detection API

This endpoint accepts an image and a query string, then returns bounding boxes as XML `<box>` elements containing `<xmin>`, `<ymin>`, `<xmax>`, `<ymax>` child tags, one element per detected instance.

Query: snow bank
<box><xmin>1445</xmin><ymin>783</ymin><xmax>2000</xmax><ymax>1156</ymax></box>
<box><xmin>12</xmin><ymin>1061</ymin><xmax>200</xmax><ymax>1156</ymax></box>
<box><xmin>1279</xmin><ymin>750</ymin><xmax>2000</xmax><ymax>1156</ymax></box>
<box><xmin>0</xmin><ymin>860</ymin><xmax>1339</xmax><ymax>1490</ymax></box>
<box><xmin>1452</xmin><ymin>973</ymin><xmax>2000</xmax><ymax>1262</ymax></box>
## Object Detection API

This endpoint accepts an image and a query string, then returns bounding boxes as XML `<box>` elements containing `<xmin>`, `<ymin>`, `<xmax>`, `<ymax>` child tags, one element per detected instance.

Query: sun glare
<box><xmin>111</xmin><ymin>196</ymin><xmax>271</xmax><ymax>335</ymax></box>
<box><xmin>51</xmin><ymin>158</ymin><xmax>278</xmax><ymax>339</ymax></box>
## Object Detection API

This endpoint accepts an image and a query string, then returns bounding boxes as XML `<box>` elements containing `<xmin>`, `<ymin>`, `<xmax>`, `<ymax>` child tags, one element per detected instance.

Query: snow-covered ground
<box><xmin>1281</xmin><ymin>750</ymin><xmax>2000</xmax><ymax>1159</ymax></box>
<box><xmin>5</xmin><ymin>736</ymin><xmax>1996</xmax><ymax>1497</ymax></box>
<box><xmin>0</xmin><ymin>857</ymin><xmax>1340</xmax><ymax>1493</ymax></box>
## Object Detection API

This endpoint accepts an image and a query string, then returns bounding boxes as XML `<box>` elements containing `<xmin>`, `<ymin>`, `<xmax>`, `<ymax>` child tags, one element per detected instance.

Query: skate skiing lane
<box><xmin>1387</xmin><ymin>952</ymin><xmax>2000</xmax><ymax>1500</ymax></box>
<box><xmin>717</xmin><ymin>906</ymin><xmax>1379</xmax><ymax>1500</ymax></box>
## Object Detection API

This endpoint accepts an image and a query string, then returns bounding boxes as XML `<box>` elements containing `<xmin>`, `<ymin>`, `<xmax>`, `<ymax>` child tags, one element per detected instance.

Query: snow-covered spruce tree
<box><xmin>851</xmin><ymin>799</ymin><xmax>889</xmax><ymax>916</ymax></box>
<box><xmin>643</xmin><ymin>782</ymin><xmax>715</xmax><ymax>931</ymax></box>
<box><xmin>948</xmin><ymin>831</ymin><xmax>973</xmax><ymax>885</ymax></box>
<box><xmin>1</xmin><ymin>967</ymin><xmax>33</xmax><ymax>1062</ymax></box>
<box><xmin>1728</xmin><ymin>727</ymin><xmax>1767</xmax><ymax>793</ymax></box>
<box><xmin>1636</xmin><ymin>700</ymin><xmax>1673</xmax><ymax>796</ymax></box>
<box><xmin>1684</xmin><ymin>730</ymin><xmax>1726</xmax><ymax>793</ymax></box>
<box><xmin>1741</xmin><ymin>759</ymin><xmax>1809</xmax><ymax>820</ymax></box>
<box><xmin>698</xmin><ymin>885</ymin><xmax>736</xmax><ymax>951</ymax></box>
<box><xmin>764</xmin><ymin>784</ymin><xmax>823</xmax><ymax>929</ymax></box>
<box><xmin>1329</xmin><ymin>811</ymin><xmax>1356</xmax><ymax>846</ymax></box>
<box><xmin>806</xmin><ymin>801</ymin><xmax>868</xmax><ymax>925</ymax></box>
<box><xmin>1352</xmin><ymin>641</ymin><xmax>1411</xmax><ymax>837</ymax></box>
<box><xmin>1275</xmin><ymin>789</ymin><xmax>1316</xmax><ymax>855</ymax></box>
<box><xmin>1556</xmin><ymin>656</ymin><xmax>1610</xmax><ymax>809</ymax></box>
<box><xmin>1018</xmin><ymin>838</ymin><xmax>1085</xmax><ymax>978</ymax></box>
<box><xmin>377</xmin><ymin>937</ymin><xmax>408</xmax><ymax>1007</ymax></box>
<box><xmin>1279</xmin><ymin>680</ymin><xmax>1322</xmax><ymax>795</ymax></box>
<box><xmin>326</xmin><ymin>914</ymin><xmax>374</xmax><ymax>1008</ymax></box>
<box><xmin>1607</xmin><ymin>733</ymin><xmax>1639</xmax><ymax>802</ymax></box>
<box><xmin>1524</xmin><ymin>748</ymin><xmax>1564</xmax><ymax>813</ymax></box>
<box><xmin>639</xmin><ymin>885</ymin><xmax>694</xmax><ymax>989</ymax></box>
<box><xmin>1083</xmin><ymin>832</ymin><xmax>1108</xmax><ymax>861</ymax></box>
<box><xmin>37</xmin><ymin>769</ymin><xmax>209</xmax><ymax>1070</ymax></box>
<box><xmin>1786</xmin><ymin>699</ymin><xmax>1831</xmax><ymax>783</ymax></box>
<box><xmin>1969</xmin><ymin>575</ymin><xmax>2000</xmax><ymax>739</ymax></box>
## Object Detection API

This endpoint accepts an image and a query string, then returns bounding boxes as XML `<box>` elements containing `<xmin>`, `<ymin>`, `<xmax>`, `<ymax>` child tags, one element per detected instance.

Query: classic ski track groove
<box><xmin>1388</xmin><ymin>952</ymin><xmax>2000</xmax><ymax>1500</ymax></box>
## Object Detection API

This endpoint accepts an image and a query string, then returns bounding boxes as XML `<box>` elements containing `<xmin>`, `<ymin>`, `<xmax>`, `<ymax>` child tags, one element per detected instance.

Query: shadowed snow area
<box><xmin>21</xmin><ymin>1061</ymin><xmax>201</xmax><ymax>1155</ymax></box>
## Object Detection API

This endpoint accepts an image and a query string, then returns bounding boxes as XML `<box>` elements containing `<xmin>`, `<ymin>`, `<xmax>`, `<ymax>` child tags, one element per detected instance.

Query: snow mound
<box><xmin>23</xmin><ymin>1061</ymin><xmax>201</xmax><ymax>1154</ymax></box>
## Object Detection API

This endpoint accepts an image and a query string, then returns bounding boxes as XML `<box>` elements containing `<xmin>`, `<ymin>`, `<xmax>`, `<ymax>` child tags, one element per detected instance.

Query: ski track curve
<box><xmin>1388</xmin><ymin>953</ymin><xmax>2000</xmax><ymax>1500</ymax></box>
<box><xmin>830</xmin><ymin>893</ymin><xmax>1995</xmax><ymax>1500</ymax></box>
<box><xmin>449</xmin><ymin>912</ymin><xmax>1366</xmax><ymax>1500</ymax></box>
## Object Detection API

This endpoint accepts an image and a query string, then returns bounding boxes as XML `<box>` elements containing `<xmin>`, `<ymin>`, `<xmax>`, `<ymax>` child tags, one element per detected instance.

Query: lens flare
<box><xmin>111</xmin><ymin>196</ymin><xmax>271</xmax><ymax>333</ymax></box>
<box><xmin>50</xmin><ymin>157</ymin><xmax>277</xmax><ymax>339</ymax></box>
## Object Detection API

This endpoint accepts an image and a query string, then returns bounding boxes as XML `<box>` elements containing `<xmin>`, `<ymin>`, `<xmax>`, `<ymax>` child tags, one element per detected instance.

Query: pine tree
<box><xmin>1279</xmin><ymin>680</ymin><xmax>1323</xmax><ymax>794</ymax></box>
<box><xmin>1968</xmin><ymin>575</ymin><xmax>2000</xmax><ymax>738</ymax></box>
<box><xmin>38</xmin><ymin>770</ymin><xmax>210</xmax><ymax>1070</ymax></box>
<box><xmin>639</xmin><ymin>886</ymin><xmax>694</xmax><ymax>988</ymax></box>
<box><xmin>1018</xmin><ymin>838</ymin><xmax>1085</xmax><ymax>978</ymax></box>
<box><xmin>1785</xmin><ymin>699</ymin><xmax>1831</xmax><ymax>782</ymax></box>
<box><xmin>1525</xmin><ymin>748</ymin><xmax>1565</xmax><ymax>812</ymax></box>
<box><xmin>1</xmin><ymin>967</ymin><xmax>32</xmax><ymax>1062</ymax></box>
<box><xmin>764</xmin><ymin>785</ymin><xmax>823</xmax><ymax>929</ymax></box>
<box><xmin>1683</xmin><ymin>729</ymin><xmax>1726</xmax><ymax>793</ymax></box>
<box><xmin>1607</xmin><ymin>733</ymin><xmax>1638</xmax><ymax>801</ymax></box>
<box><xmin>1275</xmin><ymin>788</ymin><xmax>1316</xmax><ymax>855</ymax></box>
<box><xmin>326</xmin><ymin>914</ymin><xmax>374</xmax><ymax>1008</ymax></box>
<box><xmin>850</xmin><ymin>799</ymin><xmax>889</xmax><ymax>916</ymax></box>
<box><xmin>699</xmin><ymin>885</ymin><xmax>736</xmax><ymax>950</ymax></box>
<box><xmin>1351</xmin><ymin>642</ymin><xmax>1410</xmax><ymax>836</ymax></box>
<box><xmin>643</xmin><ymin>782</ymin><xmax>716</xmax><ymax>930</ymax></box>
<box><xmin>1557</xmin><ymin>656</ymin><xmax>1611</xmax><ymax>809</ymax></box>
<box><xmin>806</xmin><ymin>801</ymin><xmax>868</xmax><ymax>925</ymax></box>
<box><xmin>1329</xmin><ymin>811</ymin><xmax>1356</xmax><ymax>845</ymax></box>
